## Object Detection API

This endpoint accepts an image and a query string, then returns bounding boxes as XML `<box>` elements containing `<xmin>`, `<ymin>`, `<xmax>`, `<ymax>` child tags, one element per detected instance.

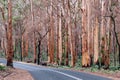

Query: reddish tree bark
<box><xmin>81</xmin><ymin>0</ymin><xmax>90</xmax><ymax>67</ymax></box>
<box><xmin>25</xmin><ymin>34</ymin><xmax>28</xmax><ymax>57</ymax></box>
<box><xmin>48</xmin><ymin>0</ymin><xmax>54</xmax><ymax>63</ymax></box>
<box><xmin>6</xmin><ymin>0</ymin><xmax>13</xmax><ymax>67</ymax></box>
<box><xmin>94</xmin><ymin>17</ymin><xmax>99</xmax><ymax>63</ymax></box>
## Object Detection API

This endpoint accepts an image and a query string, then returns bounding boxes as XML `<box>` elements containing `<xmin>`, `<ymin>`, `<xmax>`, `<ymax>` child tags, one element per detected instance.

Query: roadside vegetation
<box><xmin>0</xmin><ymin>64</ymin><xmax>6</xmax><ymax>71</ymax></box>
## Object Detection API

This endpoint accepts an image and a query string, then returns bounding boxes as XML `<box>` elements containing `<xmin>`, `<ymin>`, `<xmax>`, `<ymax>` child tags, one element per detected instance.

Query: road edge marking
<box><xmin>47</xmin><ymin>69</ymin><xmax>83</xmax><ymax>80</ymax></box>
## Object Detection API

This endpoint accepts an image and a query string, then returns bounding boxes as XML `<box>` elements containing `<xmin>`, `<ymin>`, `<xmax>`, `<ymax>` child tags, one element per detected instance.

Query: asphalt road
<box><xmin>0</xmin><ymin>59</ymin><xmax>111</xmax><ymax>80</ymax></box>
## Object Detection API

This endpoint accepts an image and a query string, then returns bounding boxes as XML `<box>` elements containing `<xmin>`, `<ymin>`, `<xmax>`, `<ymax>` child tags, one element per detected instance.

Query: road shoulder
<box><xmin>0</xmin><ymin>68</ymin><xmax>34</xmax><ymax>80</ymax></box>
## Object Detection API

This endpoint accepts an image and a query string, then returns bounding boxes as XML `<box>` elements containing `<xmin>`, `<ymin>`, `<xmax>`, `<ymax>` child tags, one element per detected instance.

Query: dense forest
<box><xmin>0</xmin><ymin>0</ymin><xmax>120</xmax><ymax>69</ymax></box>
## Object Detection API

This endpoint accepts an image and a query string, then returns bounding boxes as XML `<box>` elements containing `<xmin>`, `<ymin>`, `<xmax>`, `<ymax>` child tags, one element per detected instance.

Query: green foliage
<box><xmin>28</xmin><ymin>52</ymin><xmax>32</xmax><ymax>59</ymax></box>
<box><xmin>14</xmin><ymin>53</ymin><xmax>20</xmax><ymax>60</ymax></box>
<box><xmin>26</xmin><ymin>47</ymin><xmax>33</xmax><ymax>59</ymax></box>
<box><xmin>75</xmin><ymin>58</ymin><xmax>82</xmax><ymax>67</ymax></box>
<box><xmin>0</xmin><ymin>0</ymin><xmax>7</xmax><ymax>7</ymax></box>
<box><xmin>109</xmin><ymin>66</ymin><xmax>120</xmax><ymax>71</ymax></box>
<box><xmin>59</xmin><ymin>65</ymin><xmax>72</xmax><ymax>69</ymax></box>
<box><xmin>0</xmin><ymin>65</ymin><xmax>6</xmax><ymax>71</ymax></box>
<box><xmin>0</xmin><ymin>50</ymin><xmax>5</xmax><ymax>58</ymax></box>
<box><xmin>90</xmin><ymin>65</ymin><xmax>99</xmax><ymax>72</ymax></box>
<box><xmin>42</xmin><ymin>51</ymin><xmax>48</xmax><ymax>61</ymax></box>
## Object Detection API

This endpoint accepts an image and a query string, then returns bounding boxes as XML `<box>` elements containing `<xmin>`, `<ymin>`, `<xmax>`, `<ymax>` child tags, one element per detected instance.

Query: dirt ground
<box><xmin>0</xmin><ymin>68</ymin><xmax>34</xmax><ymax>80</ymax></box>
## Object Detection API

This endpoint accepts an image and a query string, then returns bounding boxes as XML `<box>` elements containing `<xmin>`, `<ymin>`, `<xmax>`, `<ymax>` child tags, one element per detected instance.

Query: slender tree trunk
<box><xmin>58</xmin><ymin>4</ymin><xmax>62</xmax><ymax>65</ymax></box>
<box><xmin>2</xmin><ymin>38</ymin><xmax>7</xmax><ymax>56</ymax></box>
<box><xmin>68</xmin><ymin>24</ymin><xmax>73</xmax><ymax>67</ymax></box>
<box><xmin>94</xmin><ymin>17</ymin><xmax>99</xmax><ymax>64</ymax></box>
<box><xmin>0</xmin><ymin>39</ymin><xmax>1</xmax><ymax>49</ymax></box>
<box><xmin>19</xmin><ymin>39</ymin><xmax>22</xmax><ymax>61</ymax></box>
<box><xmin>25</xmin><ymin>34</ymin><xmax>28</xmax><ymax>57</ymax></box>
<box><xmin>62</xmin><ymin>0</ymin><xmax>69</xmax><ymax>66</ymax></box>
<box><xmin>47</xmin><ymin>30</ymin><xmax>51</xmax><ymax>63</ymax></box>
<box><xmin>87</xmin><ymin>0</ymin><xmax>90</xmax><ymax>62</ymax></box>
<box><xmin>50</xmin><ymin>14</ymin><xmax>54</xmax><ymax>63</ymax></box>
<box><xmin>22</xmin><ymin>35</ymin><xmax>28</xmax><ymax>58</ymax></box>
<box><xmin>37</xmin><ymin>40</ymin><xmax>41</xmax><ymax>65</ymax></box>
<box><xmin>74</xmin><ymin>22</ymin><xmax>79</xmax><ymax>62</ymax></box>
<box><xmin>33</xmin><ymin>32</ymin><xmax>37</xmax><ymax>63</ymax></box>
<box><xmin>113</xmin><ymin>33</ymin><xmax>116</xmax><ymax>66</ymax></box>
<box><xmin>65</xmin><ymin>24</ymin><xmax>69</xmax><ymax>66</ymax></box>
<box><xmin>30</xmin><ymin>0</ymin><xmax>36</xmax><ymax>63</ymax></box>
<box><xmin>119</xmin><ymin>45</ymin><xmax>120</xmax><ymax>65</ymax></box>
<box><xmin>56</xmin><ymin>8</ymin><xmax>59</xmax><ymax>64</ymax></box>
<box><xmin>71</xmin><ymin>28</ymin><xmax>76</xmax><ymax>67</ymax></box>
<box><xmin>21</xmin><ymin>35</ymin><xmax>24</xmax><ymax>60</ymax></box>
<box><xmin>7</xmin><ymin>0</ymin><xmax>13</xmax><ymax>67</ymax></box>
<box><xmin>68</xmin><ymin>24</ymin><xmax>76</xmax><ymax>67</ymax></box>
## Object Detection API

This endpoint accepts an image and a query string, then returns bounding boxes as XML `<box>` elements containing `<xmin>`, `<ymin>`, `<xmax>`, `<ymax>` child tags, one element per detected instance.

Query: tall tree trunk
<box><xmin>56</xmin><ymin>8</ymin><xmax>59</xmax><ymax>64</ymax></box>
<box><xmin>68</xmin><ymin>24</ymin><xmax>74</xmax><ymax>67</ymax></box>
<box><xmin>50</xmin><ymin>14</ymin><xmax>54</xmax><ymax>63</ymax></box>
<box><xmin>81</xmin><ymin>0</ymin><xmax>90</xmax><ymax>67</ymax></box>
<box><xmin>71</xmin><ymin>27</ymin><xmax>76</xmax><ymax>67</ymax></box>
<box><xmin>65</xmin><ymin>24</ymin><xmax>69</xmax><ymax>66</ymax></box>
<box><xmin>94</xmin><ymin>17</ymin><xmax>99</xmax><ymax>63</ymax></box>
<box><xmin>66</xmin><ymin>0</ymin><xmax>76</xmax><ymax>67</ymax></box>
<box><xmin>100</xmin><ymin>0</ymin><xmax>110</xmax><ymax>68</ymax></box>
<box><xmin>48</xmin><ymin>0</ymin><xmax>54</xmax><ymax>63</ymax></box>
<box><xmin>101</xmin><ymin>0</ymin><xmax>106</xmax><ymax>66</ymax></box>
<box><xmin>87</xmin><ymin>0</ymin><xmax>91</xmax><ymax>62</ymax></box>
<box><xmin>7</xmin><ymin>0</ymin><xmax>13</xmax><ymax>67</ymax></box>
<box><xmin>58</xmin><ymin>4</ymin><xmax>62</xmax><ymax>65</ymax></box>
<box><xmin>62</xmin><ymin>0</ymin><xmax>69</xmax><ymax>66</ymax></box>
<box><xmin>30</xmin><ymin>0</ymin><xmax>36</xmax><ymax>63</ymax></box>
<box><xmin>74</xmin><ymin>0</ymin><xmax>79</xmax><ymax>64</ymax></box>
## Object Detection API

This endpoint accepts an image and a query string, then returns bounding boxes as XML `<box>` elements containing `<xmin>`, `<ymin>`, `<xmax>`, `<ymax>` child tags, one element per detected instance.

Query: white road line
<box><xmin>44</xmin><ymin>69</ymin><xmax>83</xmax><ymax>80</ymax></box>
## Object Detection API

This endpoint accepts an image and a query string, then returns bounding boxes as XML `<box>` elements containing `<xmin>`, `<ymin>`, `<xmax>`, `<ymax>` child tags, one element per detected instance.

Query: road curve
<box><xmin>0</xmin><ymin>59</ymin><xmax>111</xmax><ymax>80</ymax></box>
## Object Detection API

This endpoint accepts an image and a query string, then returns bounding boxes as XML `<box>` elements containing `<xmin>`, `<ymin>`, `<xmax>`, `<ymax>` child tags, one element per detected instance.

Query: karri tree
<box><xmin>6</xmin><ymin>0</ymin><xmax>13</xmax><ymax>67</ymax></box>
